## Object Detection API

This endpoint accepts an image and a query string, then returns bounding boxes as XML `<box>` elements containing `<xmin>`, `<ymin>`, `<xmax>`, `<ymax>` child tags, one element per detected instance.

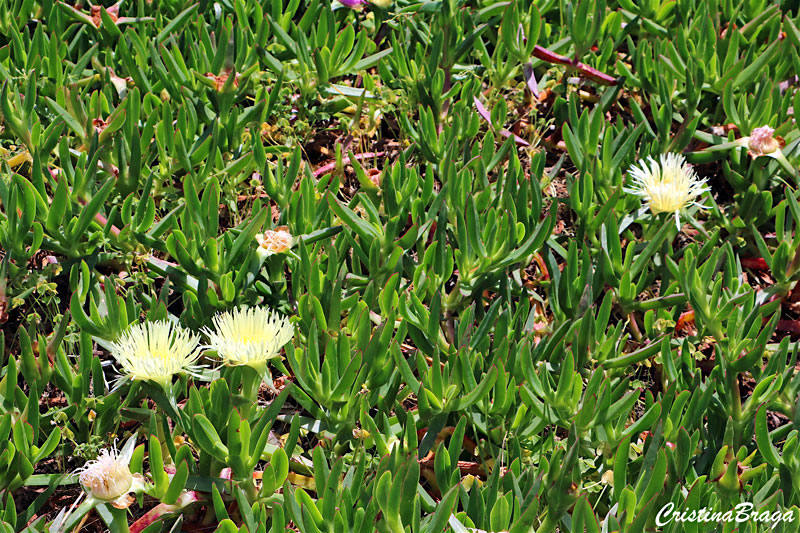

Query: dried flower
<box><xmin>78</xmin><ymin>440</ymin><xmax>144</xmax><ymax>508</ymax></box>
<box><xmin>90</xmin><ymin>4</ymin><xmax>119</xmax><ymax>27</ymax></box>
<box><xmin>624</xmin><ymin>153</ymin><xmax>709</xmax><ymax>230</ymax></box>
<box><xmin>92</xmin><ymin>118</ymin><xmax>108</xmax><ymax>136</ymax></box>
<box><xmin>367</xmin><ymin>168</ymin><xmax>382</xmax><ymax>188</ymax></box>
<box><xmin>255</xmin><ymin>226</ymin><xmax>293</xmax><ymax>257</ymax></box>
<box><xmin>59</xmin><ymin>1</ymin><xmax>153</xmax><ymax>31</ymax></box>
<box><xmin>109</xmin><ymin>321</ymin><xmax>202</xmax><ymax>387</ymax></box>
<box><xmin>204</xmin><ymin>71</ymin><xmax>240</xmax><ymax>92</ymax></box>
<box><xmin>202</xmin><ymin>307</ymin><xmax>294</xmax><ymax>372</ymax></box>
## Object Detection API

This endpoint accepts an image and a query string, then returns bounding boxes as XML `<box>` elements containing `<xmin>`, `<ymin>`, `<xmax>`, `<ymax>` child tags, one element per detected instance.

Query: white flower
<box><xmin>202</xmin><ymin>306</ymin><xmax>294</xmax><ymax>370</ymax></box>
<box><xmin>77</xmin><ymin>438</ymin><xmax>145</xmax><ymax>509</ymax></box>
<box><xmin>109</xmin><ymin>321</ymin><xmax>202</xmax><ymax>386</ymax></box>
<box><xmin>624</xmin><ymin>153</ymin><xmax>709</xmax><ymax>230</ymax></box>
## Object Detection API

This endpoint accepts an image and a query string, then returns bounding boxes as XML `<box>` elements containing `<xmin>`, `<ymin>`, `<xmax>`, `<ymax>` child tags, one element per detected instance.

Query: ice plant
<box><xmin>255</xmin><ymin>226</ymin><xmax>294</xmax><ymax>258</ymax></box>
<box><xmin>202</xmin><ymin>306</ymin><xmax>294</xmax><ymax>371</ymax></box>
<box><xmin>624</xmin><ymin>153</ymin><xmax>709</xmax><ymax>230</ymax></box>
<box><xmin>77</xmin><ymin>439</ymin><xmax>145</xmax><ymax>509</ymax></box>
<box><xmin>109</xmin><ymin>321</ymin><xmax>202</xmax><ymax>387</ymax></box>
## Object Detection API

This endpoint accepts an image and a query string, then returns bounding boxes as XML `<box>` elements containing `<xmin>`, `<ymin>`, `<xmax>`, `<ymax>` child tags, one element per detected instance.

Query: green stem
<box><xmin>626</xmin><ymin>311</ymin><xmax>643</xmax><ymax>342</ymax></box>
<box><xmin>96</xmin><ymin>503</ymin><xmax>131</xmax><ymax>533</ymax></box>
<box><xmin>535</xmin><ymin>509</ymin><xmax>560</xmax><ymax>533</ymax></box>
<box><xmin>242</xmin><ymin>476</ymin><xmax>259</xmax><ymax>502</ymax></box>
<box><xmin>240</xmin><ymin>365</ymin><xmax>263</xmax><ymax>420</ymax></box>
<box><xmin>727</xmin><ymin>369</ymin><xmax>743</xmax><ymax>447</ymax></box>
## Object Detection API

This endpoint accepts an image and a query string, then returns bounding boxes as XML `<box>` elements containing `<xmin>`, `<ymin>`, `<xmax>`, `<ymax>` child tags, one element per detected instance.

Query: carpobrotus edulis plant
<box><xmin>624</xmin><ymin>152</ymin><xmax>709</xmax><ymax>230</ymax></box>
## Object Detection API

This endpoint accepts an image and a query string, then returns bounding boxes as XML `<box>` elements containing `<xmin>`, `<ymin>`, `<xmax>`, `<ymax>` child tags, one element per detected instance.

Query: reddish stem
<box><xmin>533</xmin><ymin>252</ymin><xmax>549</xmax><ymax>280</ymax></box>
<box><xmin>77</xmin><ymin>197</ymin><xmax>121</xmax><ymax>238</ymax></box>
<box><xmin>129</xmin><ymin>491</ymin><xmax>201</xmax><ymax>533</ymax></box>
<box><xmin>741</xmin><ymin>257</ymin><xmax>769</xmax><ymax>270</ymax></box>
<box><xmin>531</xmin><ymin>45</ymin><xmax>618</xmax><ymax>86</ymax></box>
<box><xmin>313</xmin><ymin>151</ymin><xmax>386</xmax><ymax>178</ymax></box>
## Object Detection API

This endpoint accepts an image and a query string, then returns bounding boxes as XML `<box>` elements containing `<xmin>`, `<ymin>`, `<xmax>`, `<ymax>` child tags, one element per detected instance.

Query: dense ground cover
<box><xmin>1</xmin><ymin>0</ymin><xmax>800</xmax><ymax>531</ymax></box>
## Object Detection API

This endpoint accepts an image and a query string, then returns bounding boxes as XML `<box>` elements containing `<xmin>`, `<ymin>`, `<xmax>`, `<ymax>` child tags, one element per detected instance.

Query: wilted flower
<box><xmin>78</xmin><ymin>439</ymin><xmax>145</xmax><ymax>508</ymax></box>
<box><xmin>747</xmin><ymin>126</ymin><xmax>784</xmax><ymax>158</ymax></box>
<box><xmin>255</xmin><ymin>226</ymin><xmax>293</xmax><ymax>257</ymax></box>
<box><xmin>58</xmin><ymin>1</ymin><xmax>153</xmax><ymax>30</ymax></box>
<box><xmin>204</xmin><ymin>71</ymin><xmax>240</xmax><ymax>92</ymax></box>
<box><xmin>202</xmin><ymin>307</ymin><xmax>294</xmax><ymax>371</ymax></box>
<box><xmin>109</xmin><ymin>321</ymin><xmax>202</xmax><ymax>387</ymax></box>
<box><xmin>367</xmin><ymin>168</ymin><xmax>382</xmax><ymax>188</ymax></box>
<box><xmin>699</xmin><ymin>124</ymin><xmax>795</xmax><ymax>177</ymax></box>
<box><xmin>90</xmin><ymin>3</ymin><xmax>118</xmax><ymax>27</ymax></box>
<box><xmin>92</xmin><ymin>118</ymin><xmax>108</xmax><ymax>136</ymax></box>
<box><xmin>624</xmin><ymin>153</ymin><xmax>709</xmax><ymax>230</ymax></box>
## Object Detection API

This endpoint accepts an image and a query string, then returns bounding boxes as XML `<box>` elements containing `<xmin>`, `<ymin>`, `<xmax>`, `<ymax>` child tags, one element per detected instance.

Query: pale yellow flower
<box><xmin>109</xmin><ymin>321</ymin><xmax>202</xmax><ymax>386</ymax></box>
<box><xmin>625</xmin><ymin>153</ymin><xmax>709</xmax><ymax>230</ymax></box>
<box><xmin>202</xmin><ymin>307</ymin><xmax>294</xmax><ymax>370</ymax></box>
